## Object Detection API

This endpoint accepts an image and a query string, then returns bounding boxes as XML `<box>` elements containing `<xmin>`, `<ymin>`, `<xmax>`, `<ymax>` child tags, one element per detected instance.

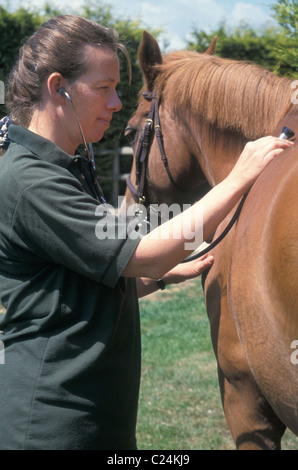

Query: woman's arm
<box><xmin>123</xmin><ymin>136</ymin><xmax>293</xmax><ymax>280</ymax></box>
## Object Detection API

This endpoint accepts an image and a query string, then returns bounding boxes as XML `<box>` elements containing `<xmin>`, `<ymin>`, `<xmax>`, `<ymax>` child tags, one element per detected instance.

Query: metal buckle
<box><xmin>143</xmin><ymin>118</ymin><xmax>153</xmax><ymax>130</ymax></box>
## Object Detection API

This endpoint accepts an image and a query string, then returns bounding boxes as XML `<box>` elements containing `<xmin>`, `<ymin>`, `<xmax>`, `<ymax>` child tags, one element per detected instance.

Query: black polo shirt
<box><xmin>0</xmin><ymin>125</ymin><xmax>141</xmax><ymax>450</ymax></box>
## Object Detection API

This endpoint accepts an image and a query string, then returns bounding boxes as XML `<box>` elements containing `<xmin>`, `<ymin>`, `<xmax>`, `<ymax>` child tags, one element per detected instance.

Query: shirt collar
<box><xmin>8</xmin><ymin>124</ymin><xmax>79</xmax><ymax>168</ymax></box>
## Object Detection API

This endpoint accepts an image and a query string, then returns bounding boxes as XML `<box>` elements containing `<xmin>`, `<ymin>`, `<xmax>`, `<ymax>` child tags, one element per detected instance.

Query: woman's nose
<box><xmin>108</xmin><ymin>90</ymin><xmax>122</xmax><ymax>113</ymax></box>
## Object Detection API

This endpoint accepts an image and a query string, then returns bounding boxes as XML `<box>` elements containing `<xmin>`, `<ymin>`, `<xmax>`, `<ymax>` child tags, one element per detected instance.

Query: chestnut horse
<box><xmin>123</xmin><ymin>31</ymin><xmax>298</xmax><ymax>450</ymax></box>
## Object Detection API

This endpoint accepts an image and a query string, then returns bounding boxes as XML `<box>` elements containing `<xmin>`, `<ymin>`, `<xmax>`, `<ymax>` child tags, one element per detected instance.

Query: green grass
<box><xmin>137</xmin><ymin>279</ymin><xmax>298</xmax><ymax>450</ymax></box>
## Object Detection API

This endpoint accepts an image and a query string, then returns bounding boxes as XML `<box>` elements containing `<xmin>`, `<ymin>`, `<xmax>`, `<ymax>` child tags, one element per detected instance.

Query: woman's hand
<box><xmin>228</xmin><ymin>136</ymin><xmax>294</xmax><ymax>193</ymax></box>
<box><xmin>136</xmin><ymin>254</ymin><xmax>214</xmax><ymax>298</ymax></box>
<box><xmin>162</xmin><ymin>253</ymin><xmax>214</xmax><ymax>285</ymax></box>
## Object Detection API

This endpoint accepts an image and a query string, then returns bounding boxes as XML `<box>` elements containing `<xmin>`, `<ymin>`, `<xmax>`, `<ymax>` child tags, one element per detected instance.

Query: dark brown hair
<box><xmin>7</xmin><ymin>15</ymin><xmax>130</xmax><ymax>126</ymax></box>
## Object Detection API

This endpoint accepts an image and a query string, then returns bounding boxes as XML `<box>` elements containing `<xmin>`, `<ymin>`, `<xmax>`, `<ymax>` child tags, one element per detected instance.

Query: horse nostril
<box><xmin>125</xmin><ymin>126</ymin><xmax>133</xmax><ymax>137</ymax></box>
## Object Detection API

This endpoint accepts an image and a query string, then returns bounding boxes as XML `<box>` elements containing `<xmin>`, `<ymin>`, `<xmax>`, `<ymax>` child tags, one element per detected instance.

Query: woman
<box><xmin>0</xmin><ymin>15</ymin><xmax>292</xmax><ymax>450</ymax></box>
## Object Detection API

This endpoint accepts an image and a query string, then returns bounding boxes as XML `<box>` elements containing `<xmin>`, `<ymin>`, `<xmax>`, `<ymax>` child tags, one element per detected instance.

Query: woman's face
<box><xmin>68</xmin><ymin>44</ymin><xmax>122</xmax><ymax>147</ymax></box>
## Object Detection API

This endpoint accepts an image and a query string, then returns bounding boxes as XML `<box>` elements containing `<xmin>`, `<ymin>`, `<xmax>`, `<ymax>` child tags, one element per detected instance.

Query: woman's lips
<box><xmin>97</xmin><ymin>118</ymin><xmax>111</xmax><ymax>126</ymax></box>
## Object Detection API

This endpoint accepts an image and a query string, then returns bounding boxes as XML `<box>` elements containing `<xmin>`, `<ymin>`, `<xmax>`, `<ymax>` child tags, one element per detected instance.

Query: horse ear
<box><xmin>138</xmin><ymin>31</ymin><xmax>163</xmax><ymax>90</ymax></box>
<box><xmin>205</xmin><ymin>36</ymin><xmax>217</xmax><ymax>55</ymax></box>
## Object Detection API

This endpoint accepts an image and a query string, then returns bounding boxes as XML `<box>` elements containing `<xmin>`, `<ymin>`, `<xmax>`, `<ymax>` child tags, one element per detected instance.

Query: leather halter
<box><xmin>126</xmin><ymin>91</ymin><xmax>183</xmax><ymax>205</ymax></box>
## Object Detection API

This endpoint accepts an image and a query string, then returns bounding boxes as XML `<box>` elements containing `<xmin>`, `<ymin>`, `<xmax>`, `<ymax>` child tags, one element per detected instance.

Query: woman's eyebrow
<box><xmin>95</xmin><ymin>77</ymin><xmax>119</xmax><ymax>85</ymax></box>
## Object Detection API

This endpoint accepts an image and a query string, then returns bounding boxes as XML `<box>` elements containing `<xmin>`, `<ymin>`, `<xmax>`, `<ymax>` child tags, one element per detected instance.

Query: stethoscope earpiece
<box><xmin>58</xmin><ymin>88</ymin><xmax>66</xmax><ymax>97</ymax></box>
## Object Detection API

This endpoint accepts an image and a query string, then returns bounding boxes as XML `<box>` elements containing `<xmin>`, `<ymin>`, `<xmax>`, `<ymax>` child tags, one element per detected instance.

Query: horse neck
<box><xmin>183</xmin><ymin>118</ymin><xmax>249</xmax><ymax>187</ymax></box>
<box><xmin>160</xmin><ymin>56</ymin><xmax>296</xmax><ymax>186</ymax></box>
<box><xmin>185</xmin><ymin>106</ymin><xmax>298</xmax><ymax>187</ymax></box>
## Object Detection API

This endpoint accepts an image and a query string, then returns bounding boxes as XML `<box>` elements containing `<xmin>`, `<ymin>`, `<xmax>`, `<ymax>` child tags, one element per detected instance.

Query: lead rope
<box><xmin>182</xmin><ymin>193</ymin><xmax>248</xmax><ymax>262</ymax></box>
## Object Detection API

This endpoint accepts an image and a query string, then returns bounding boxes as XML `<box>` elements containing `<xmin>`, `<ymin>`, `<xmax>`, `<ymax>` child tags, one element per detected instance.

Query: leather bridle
<box><xmin>125</xmin><ymin>90</ymin><xmax>248</xmax><ymax>262</ymax></box>
<box><xmin>126</xmin><ymin>91</ymin><xmax>184</xmax><ymax>205</ymax></box>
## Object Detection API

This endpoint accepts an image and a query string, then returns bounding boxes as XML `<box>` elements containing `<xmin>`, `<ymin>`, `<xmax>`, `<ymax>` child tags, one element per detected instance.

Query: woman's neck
<box><xmin>28</xmin><ymin>109</ymin><xmax>78</xmax><ymax>156</ymax></box>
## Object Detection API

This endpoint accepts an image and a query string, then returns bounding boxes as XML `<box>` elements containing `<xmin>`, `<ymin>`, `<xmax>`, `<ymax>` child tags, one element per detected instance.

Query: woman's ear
<box><xmin>47</xmin><ymin>73</ymin><xmax>67</xmax><ymax>104</ymax></box>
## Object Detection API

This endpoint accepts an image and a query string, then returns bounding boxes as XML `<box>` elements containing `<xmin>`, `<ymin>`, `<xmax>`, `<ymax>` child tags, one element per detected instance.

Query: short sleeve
<box><xmin>11</xmin><ymin>173</ymin><xmax>140</xmax><ymax>287</ymax></box>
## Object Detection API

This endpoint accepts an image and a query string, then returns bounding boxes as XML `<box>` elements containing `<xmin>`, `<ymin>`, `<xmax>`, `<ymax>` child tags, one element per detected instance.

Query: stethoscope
<box><xmin>58</xmin><ymin>87</ymin><xmax>106</xmax><ymax>204</ymax></box>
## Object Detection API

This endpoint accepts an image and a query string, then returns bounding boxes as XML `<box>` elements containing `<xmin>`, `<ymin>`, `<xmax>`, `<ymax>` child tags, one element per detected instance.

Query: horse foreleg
<box><xmin>218</xmin><ymin>364</ymin><xmax>286</xmax><ymax>450</ymax></box>
<box><xmin>205</xmin><ymin>271</ymin><xmax>285</xmax><ymax>450</ymax></box>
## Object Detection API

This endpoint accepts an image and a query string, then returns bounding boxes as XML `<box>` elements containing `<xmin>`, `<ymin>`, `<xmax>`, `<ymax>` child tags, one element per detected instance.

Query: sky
<box><xmin>6</xmin><ymin>0</ymin><xmax>278</xmax><ymax>51</ymax></box>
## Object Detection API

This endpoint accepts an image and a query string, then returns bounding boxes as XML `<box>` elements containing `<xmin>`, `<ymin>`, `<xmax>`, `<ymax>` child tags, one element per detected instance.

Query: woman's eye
<box><xmin>93</xmin><ymin>85</ymin><xmax>109</xmax><ymax>92</ymax></box>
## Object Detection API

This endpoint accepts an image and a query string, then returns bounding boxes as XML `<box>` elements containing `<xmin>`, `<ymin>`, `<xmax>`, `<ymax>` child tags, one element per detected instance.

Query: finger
<box><xmin>247</xmin><ymin>139</ymin><xmax>292</xmax><ymax>166</ymax></box>
<box><xmin>193</xmin><ymin>255</ymin><xmax>214</xmax><ymax>274</ymax></box>
<box><xmin>263</xmin><ymin>139</ymin><xmax>294</xmax><ymax>161</ymax></box>
<box><xmin>249</xmin><ymin>136</ymin><xmax>293</xmax><ymax>153</ymax></box>
<box><xmin>263</xmin><ymin>147</ymin><xmax>290</xmax><ymax>164</ymax></box>
<box><xmin>176</xmin><ymin>255</ymin><xmax>213</xmax><ymax>277</ymax></box>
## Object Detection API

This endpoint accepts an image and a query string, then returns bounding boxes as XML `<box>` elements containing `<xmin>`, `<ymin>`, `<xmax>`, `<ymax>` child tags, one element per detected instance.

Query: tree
<box><xmin>271</xmin><ymin>0</ymin><xmax>298</xmax><ymax>77</ymax></box>
<box><xmin>0</xmin><ymin>6</ymin><xmax>44</xmax><ymax>113</ymax></box>
<box><xmin>187</xmin><ymin>2</ymin><xmax>298</xmax><ymax>79</ymax></box>
<box><xmin>187</xmin><ymin>21</ymin><xmax>287</xmax><ymax>72</ymax></box>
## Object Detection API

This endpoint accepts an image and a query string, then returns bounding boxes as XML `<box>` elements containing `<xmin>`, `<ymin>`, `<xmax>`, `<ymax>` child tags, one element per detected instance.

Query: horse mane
<box><xmin>153</xmin><ymin>50</ymin><xmax>295</xmax><ymax>139</ymax></box>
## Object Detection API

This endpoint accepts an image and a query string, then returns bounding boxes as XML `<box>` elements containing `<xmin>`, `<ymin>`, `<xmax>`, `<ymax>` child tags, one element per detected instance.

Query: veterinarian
<box><xmin>0</xmin><ymin>15</ymin><xmax>292</xmax><ymax>450</ymax></box>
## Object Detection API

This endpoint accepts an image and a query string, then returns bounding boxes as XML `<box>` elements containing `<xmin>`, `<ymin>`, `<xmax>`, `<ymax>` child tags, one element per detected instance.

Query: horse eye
<box><xmin>125</xmin><ymin>126</ymin><xmax>138</xmax><ymax>146</ymax></box>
